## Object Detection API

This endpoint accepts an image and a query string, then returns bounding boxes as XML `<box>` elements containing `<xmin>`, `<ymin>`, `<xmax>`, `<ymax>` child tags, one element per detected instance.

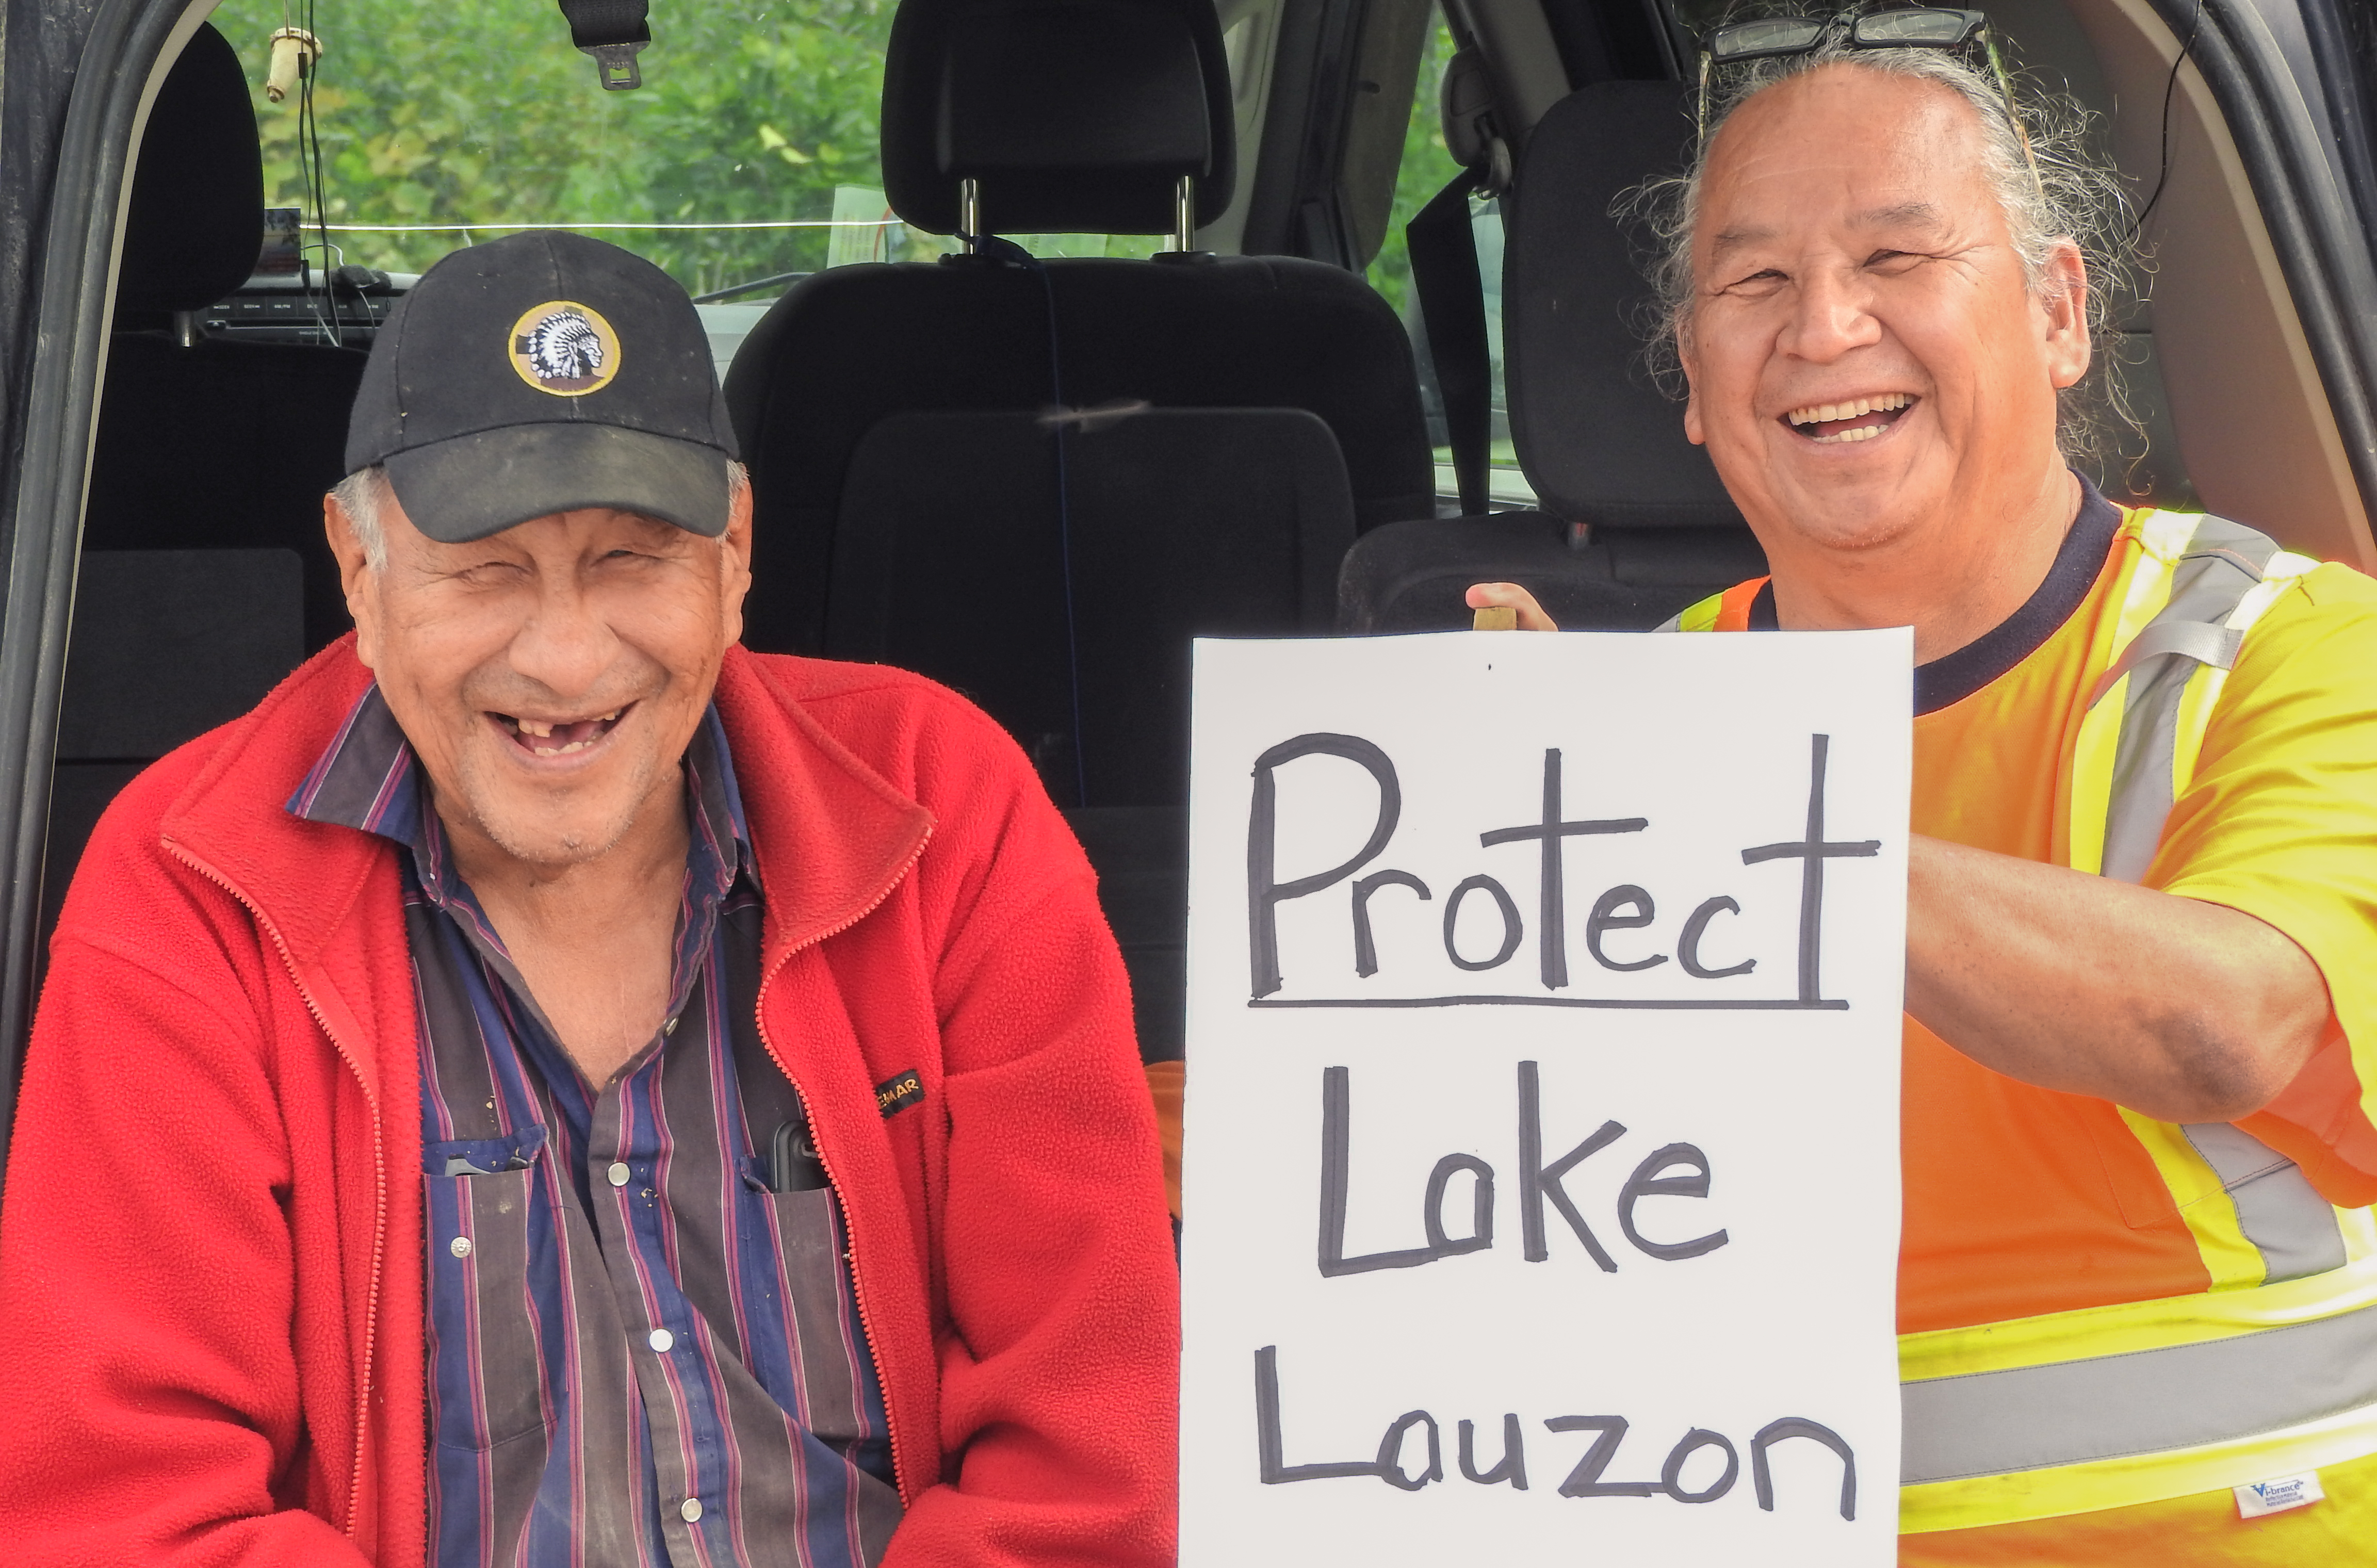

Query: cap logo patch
<box><xmin>508</xmin><ymin>301</ymin><xmax>620</xmax><ymax>396</ymax></box>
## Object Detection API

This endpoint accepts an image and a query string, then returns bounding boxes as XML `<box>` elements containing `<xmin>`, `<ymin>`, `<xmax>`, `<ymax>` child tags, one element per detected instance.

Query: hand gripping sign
<box><xmin>1179</xmin><ymin>629</ymin><xmax>1912</xmax><ymax>1567</ymax></box>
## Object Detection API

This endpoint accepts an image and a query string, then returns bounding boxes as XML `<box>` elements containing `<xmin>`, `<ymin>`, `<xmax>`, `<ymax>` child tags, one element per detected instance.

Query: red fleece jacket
<box><xmin>0</xmin><ymin>641</ymin><xmax>1179</xmax><ymax>1566</ymax></box>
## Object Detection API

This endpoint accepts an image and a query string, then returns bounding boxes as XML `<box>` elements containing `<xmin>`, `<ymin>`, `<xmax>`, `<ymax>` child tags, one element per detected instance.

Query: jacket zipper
<box><xmin>164</xmin><ymin>838</ymin><xmax>386</xmax><ymax>1545</ymax></box>
<box><xmin>753</xmin><ymin>825</ymin><xmax>933</xmax><ymax>1506</ymax></box>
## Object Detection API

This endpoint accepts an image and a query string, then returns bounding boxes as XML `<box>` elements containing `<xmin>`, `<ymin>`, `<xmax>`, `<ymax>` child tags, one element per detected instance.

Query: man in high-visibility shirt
<box><xmin>1468</xmin><ymin>24</ymin><xmax>2377</xmax><ymax>1567</ymax></box>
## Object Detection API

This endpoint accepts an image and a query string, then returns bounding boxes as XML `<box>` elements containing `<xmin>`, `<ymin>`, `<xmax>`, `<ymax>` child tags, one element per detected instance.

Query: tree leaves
<box><xmin>215</xmin><ymin>0</ymin><xmax>901</xmax><ymax>293</ymax></box>
<box><xmin>210</xmin><ymin>1</ymin><xmax>1452</xmax><ymax>309</ymax></box>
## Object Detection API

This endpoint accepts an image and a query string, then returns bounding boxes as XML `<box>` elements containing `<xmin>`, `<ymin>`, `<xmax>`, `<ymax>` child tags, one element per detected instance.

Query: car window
<box><xmin>1365</xmin><ymin>17</ymin><xmax>1460</xmax><ymax>344</ymax></box>
<box><xmin>1370</xmin><ymin>11</ymin><xmax>1531</xmax><ymax>510</ymax></box>
<box><xmin>207</xmin><ymin>0</ymin><xmax>1181</xmax><ymax>371</ymax></box>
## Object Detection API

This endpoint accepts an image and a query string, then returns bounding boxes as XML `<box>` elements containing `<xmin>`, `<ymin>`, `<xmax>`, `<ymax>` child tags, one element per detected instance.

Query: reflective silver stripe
<box><xmin>2097</xmin><ymin>514</ymin><xmax>2283</xmax><ymax>885</ymax></box>
<box><xmin>2088</xmin><ymin>515</ymin><xmax>2348</xmax><ymax>1286</ymax></box>
<box><xmin>2083</xmin><ymin>619</ymin><xmax>2244</xmax><ymax>709</ymax></box>
<box><xmin>2182</xmin><ymin>1121</ymin><xmax>2349</xmax><ymax>1282</ymax></box>
<box><xmin>2100</xmin><ymin>664</ymin><xmax>2190</xmax><ymax>884</ymax></box>
<box><xmin>1652</xmin><ymin>610</ymin><xmax>1684</xmax><ymax>632</ymax></box>
<box><xmin>1902</xmin><ymin>1298</ymin><xmax>2377</xmax><ymax>1483</ymax></box>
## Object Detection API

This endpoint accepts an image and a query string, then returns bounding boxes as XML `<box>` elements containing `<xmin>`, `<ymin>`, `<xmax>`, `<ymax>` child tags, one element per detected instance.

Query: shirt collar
<box><xmin>1744</xmin><ymin>471</ymin><xmax>2123</xmax><ymax>715</ymax></box>
<box><xmin>286</xmin><ymin>685</ymin><xmax>757</xmax><ymax>903</ymax></box>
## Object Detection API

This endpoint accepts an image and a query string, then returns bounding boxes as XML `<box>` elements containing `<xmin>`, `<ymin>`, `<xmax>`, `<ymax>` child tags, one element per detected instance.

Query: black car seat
<box><xmin>48</xmin><ymin>22</ymin><xmax>345</xmax><ymax>943</ymax></box>
<box><xmin>724</xmin><ymin>0</ymin><xmax>1433</xmax><ymax>1059</ymax></box>
<box><xmin>85</xmin><ymin>22</ymin><xmax>365</xmax><ymax>654</ymax></box>
<box><xmin>1339</xmin><ymin>80</ymin><xmax>1769</xmax><ymax>632</ymax></box>
<box><xmin>723</xmin><ymin>0</ymin><xmax>1431</xmax><ymax>661</ymax></box>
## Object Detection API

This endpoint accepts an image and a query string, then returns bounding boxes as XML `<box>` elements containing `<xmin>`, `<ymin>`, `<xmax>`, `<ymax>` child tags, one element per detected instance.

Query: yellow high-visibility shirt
<box><xmin>1696</xmin><ymin>493</ymin><xmax>2377</xmax><ymax>1561</ymax></box>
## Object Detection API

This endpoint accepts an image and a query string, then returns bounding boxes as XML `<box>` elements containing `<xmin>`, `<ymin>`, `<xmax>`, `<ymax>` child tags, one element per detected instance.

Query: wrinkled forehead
<box><xmin>1693</xmin><ymin>64</ymin><xmax>2004</xmax><ymax>263</ymax></box>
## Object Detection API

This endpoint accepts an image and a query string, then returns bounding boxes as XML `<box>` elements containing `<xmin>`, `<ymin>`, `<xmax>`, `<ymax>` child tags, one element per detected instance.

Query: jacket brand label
<box><xmin>2234</xmin><ymin>1472</ymin><xmax>2324</xmax><ymax>1519</ymax></box>
<box><xmin>875</xmin><ymin>1070</ymin><xmax>924</xmax><ymax>1118</ymax></box>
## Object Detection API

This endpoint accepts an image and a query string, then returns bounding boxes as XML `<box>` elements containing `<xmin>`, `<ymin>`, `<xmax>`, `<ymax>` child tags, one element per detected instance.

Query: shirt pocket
<box><xmin>424</xmin><ymin>1126</ymin><xmax>554</xmax><ymax>1451</ymax></box>
<box><xmin>2081</xmin><ymin>1107</ymin><xmax>2184</xmax><ymax>1230</ymax></box>
<box><xmin>744</xmin><ymin>1166</ymin><xmax>874</xmax><ymax>1449</ymax></box>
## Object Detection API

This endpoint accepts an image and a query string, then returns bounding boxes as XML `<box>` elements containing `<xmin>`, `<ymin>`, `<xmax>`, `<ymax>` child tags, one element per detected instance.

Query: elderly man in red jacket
<box><xmin>0</xmin><ymin>231</ymin><xmax>1178</xmax><ymax>1567</ymax></box>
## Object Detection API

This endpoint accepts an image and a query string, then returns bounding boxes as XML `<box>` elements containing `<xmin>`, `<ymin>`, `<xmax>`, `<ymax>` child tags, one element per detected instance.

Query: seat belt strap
<box><xmin>557</xmin><ymin>0</ymin><xmax>651</xmax><ymax>90</ymax></box>
<box><xmin>1406</xmin><ymin>167</ymin><xmax>1490</xmax><ymax>517</ymax></box>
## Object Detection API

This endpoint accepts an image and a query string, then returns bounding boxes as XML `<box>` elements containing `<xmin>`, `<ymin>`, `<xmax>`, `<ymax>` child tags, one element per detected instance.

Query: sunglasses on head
<box><xmin>1695</xmin><ymin>7</ymin><xmax>2044</xmax><ymax>199</ymax></box>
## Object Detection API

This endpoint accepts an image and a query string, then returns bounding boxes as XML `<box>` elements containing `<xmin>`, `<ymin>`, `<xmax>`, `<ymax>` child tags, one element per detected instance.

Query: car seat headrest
<box><xmin>118</xmin><ymin>23</ymin><xmax>265</xmax><ymax>317</ymax></box>
<box><xmin>1505</xmin><ymin>81</ymin><xmax>1745</xmax><ymax>531</ymax></box>
<box><xmin>881</xmin><ymin>0</ymin><xmax>1235</xmax><ymax>237</ymax></box>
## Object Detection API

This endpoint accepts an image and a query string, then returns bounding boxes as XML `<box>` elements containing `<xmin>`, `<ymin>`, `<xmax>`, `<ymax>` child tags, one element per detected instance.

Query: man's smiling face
<box><xmin>1680</xmin><ymin>63</ymin><xmax>2089</xmax><ymax>558</ymax></box>
<box><xmin>332</xmin><ymin>482</ymin><xmax>753</xmax><ymax>869</ymax></box>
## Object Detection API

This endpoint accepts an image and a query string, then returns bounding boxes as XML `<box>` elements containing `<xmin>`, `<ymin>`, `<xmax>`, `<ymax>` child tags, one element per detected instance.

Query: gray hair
<box><xmin>329</xmin><ymin>465</ymin><xmax>395</xmax><ymax>570</ymax></box>
<box><xmin>328</xmin><ymin>459</ymin><xmax>753</xmax><ymax>573</ymax></box>
<box><xmin>1630</xmin><ymin>19</ymin><xmax>2141</xmax><ymax>465</ymax></box>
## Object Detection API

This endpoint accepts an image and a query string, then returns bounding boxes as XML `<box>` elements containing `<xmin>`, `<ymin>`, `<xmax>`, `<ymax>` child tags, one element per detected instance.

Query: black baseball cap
<box><xmin>344</xmin><ymin>230</ymin><xmax>741</xmax><ymax>544</ymax></box>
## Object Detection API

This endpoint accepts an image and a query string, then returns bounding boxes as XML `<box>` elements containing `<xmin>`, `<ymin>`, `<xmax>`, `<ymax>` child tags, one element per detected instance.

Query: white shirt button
<box><xmin>449</xmin><ymin>1236</ymin><xmax>472</xmax><ymax>1259</ymax></box>
<box><xmin>607</xmin><ymin>1162</ymin><xmax>631</xmax><ymax>1187</ymax></box>
<box><xmin>648</xmin><ymin>1328</ymin><xmax>675</xmax><ymax>1353</ymax></box>
<box><xmin>679</xmin><ymin>1497</ymin><xmax>703</xmax><ymax>1523</ymax></box>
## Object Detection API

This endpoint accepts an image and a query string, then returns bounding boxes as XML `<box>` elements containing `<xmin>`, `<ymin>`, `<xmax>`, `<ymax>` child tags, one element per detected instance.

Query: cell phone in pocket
<box><xmin>771</xmin><ymin>1118</ymin><xmax>829</xmax><ymax>1193</ymax></box>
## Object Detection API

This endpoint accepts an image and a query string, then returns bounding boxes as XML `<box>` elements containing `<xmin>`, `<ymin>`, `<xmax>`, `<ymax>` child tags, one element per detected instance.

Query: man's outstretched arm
<box><xmin>1905</xmin><ymin>837</ymin><xmax>2327</xmax><ymax>1122</ymax></box>
<box><xmin>1459</xmin><ymin>577</ymin><xmax>2337</xmax><ymax>1126</ymax></box>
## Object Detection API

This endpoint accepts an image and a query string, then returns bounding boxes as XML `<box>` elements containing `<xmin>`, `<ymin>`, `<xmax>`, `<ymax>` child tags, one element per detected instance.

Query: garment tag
<box><xmin>2234</xmin><ymin>1471</ymin><xmax>2324</xmax><ymax>1519</ymax></box>
<box><xmin>875</xmin><ymin>1068</ymin><xmax>924</xmax><ymax>1118</ymax></box>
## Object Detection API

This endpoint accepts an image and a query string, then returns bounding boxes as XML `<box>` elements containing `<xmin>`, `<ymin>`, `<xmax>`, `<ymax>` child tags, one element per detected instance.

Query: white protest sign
<box><xmin>1179</xmin><ymin>629</ymin><xmax>1911</xmax><ymax>1567</ymax></box>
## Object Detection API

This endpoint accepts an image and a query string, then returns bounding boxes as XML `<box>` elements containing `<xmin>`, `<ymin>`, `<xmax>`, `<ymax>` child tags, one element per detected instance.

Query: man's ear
<box><xmin>1679</xmin><ymin>325</ymin><xmax>1708</xmax><ymax>447</ymax></box>
<box><xmin>2041</xmin><ymin>238</ymin><xmax>2092</xmax><ymax>391</ymax></box>
<box><xmin>323</xmin><ymin>492</ymin><xmax>381</xmax><ymax>669</ymax></box>
<box><xmin>718</xmin><ymin>479</ymin><xmax>754</xmax><ymax>648</ymax></box>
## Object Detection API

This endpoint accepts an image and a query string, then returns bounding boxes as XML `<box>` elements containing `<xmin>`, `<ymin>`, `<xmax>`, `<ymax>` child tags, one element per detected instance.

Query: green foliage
<box><xmin>207</xmin><ymin>1</ymin><xmax>1450</xmax><ymax>298</ymax></box>
<box><xmin>1363</xmin><ymin>15</ymin><xmax>1461</xmax><ymax>319</ymax></box>
<box><xmin>213</xmin><ymin>0</ymin><xmax>906</xmax><ymax>293</ymax></box>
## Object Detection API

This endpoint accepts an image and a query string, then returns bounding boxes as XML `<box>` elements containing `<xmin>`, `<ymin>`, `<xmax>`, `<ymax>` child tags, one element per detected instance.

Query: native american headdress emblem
<box><xmin>508</xmin><ymin>302</ymin><xmax>621</xmax><ymax>396</ymax></box>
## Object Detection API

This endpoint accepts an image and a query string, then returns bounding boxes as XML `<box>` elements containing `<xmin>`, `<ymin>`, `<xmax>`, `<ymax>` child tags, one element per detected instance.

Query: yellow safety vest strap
<box><xmin>1901</xmin><ymin>1397</ymin><xmax>2377</xmax><ymax>1532</ymax></box>
<box><xmin>2090</xmin><ymin>512</ymin><xmax>2297</xmax><ymax>884</ymax></box>
<box><xmin>2065</xmin><ymin>516</ymin><xmax>2347</xmax><ymax>1298</ymax></box>
<box><xmin>2082</xmin><ymin>617</ymin><xmax>2242</xmax><ymax>710</ymax></box>
<box><xmin>1658</xmin><ymin>590</ymin><xmax>1726</xmax><ymax>633</ymax></box>
<box><xmin>2179</xmin><ymin>1119</ymin><xmax>2350</xmax><ymax>1283</ymax></box>
<box><xmin>1902</xmin><ymin>1295</ymin><xmax>2377</xmax><ymax>1487</ymax></box>
<box><xmin>1901</xmin><ymin>1257</ymin><xmax>2377</xmax><ymax>1530</ymax></box>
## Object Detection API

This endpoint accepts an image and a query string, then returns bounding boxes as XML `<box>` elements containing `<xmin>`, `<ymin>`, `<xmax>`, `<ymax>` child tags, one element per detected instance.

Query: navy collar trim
<box><xmin>1745</xmin><ymin>474</ymin><xmax>2123</xmax><ymax>715</ymax></box>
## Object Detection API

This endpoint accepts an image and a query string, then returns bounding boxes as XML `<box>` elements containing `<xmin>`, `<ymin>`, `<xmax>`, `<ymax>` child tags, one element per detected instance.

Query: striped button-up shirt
<box><xmin>288</xmin><ymin>688</ymin><xmax>903</xmax><ymax>1568</ymax></box>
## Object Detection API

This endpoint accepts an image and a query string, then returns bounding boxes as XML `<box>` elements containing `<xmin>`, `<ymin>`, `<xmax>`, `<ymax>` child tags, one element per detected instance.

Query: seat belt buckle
<box><xmin>579</xmin><ymin>38</ymin><xmax>648</xmax><ymax>90</ymax></box>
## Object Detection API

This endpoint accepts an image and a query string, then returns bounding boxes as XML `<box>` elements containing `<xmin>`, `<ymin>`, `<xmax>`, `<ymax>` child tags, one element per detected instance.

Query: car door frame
<box><xmin>2183</xmin><ymin>0</ymin><xmax>2377</xmax><ymax>527</ymax></box>
<box><xmin>0</xmin><ymin>0</ymin><xmax>205</xmax><ymax>1186</ymax></box>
